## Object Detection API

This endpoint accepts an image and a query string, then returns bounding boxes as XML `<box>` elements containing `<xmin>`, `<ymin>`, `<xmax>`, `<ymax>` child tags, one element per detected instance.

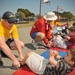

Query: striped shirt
<box><xmin>43</xmin><ymin>58</ymin><xmax>73</xmax><ymax>75</ymax></box>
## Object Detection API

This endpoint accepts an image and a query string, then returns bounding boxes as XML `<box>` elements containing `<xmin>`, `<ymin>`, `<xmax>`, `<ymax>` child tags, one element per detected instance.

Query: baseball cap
<box><xmin>43</xmin><ymin>12</ymin><xmax>57</xmax><ymax>21</ymax></box>
<box><xmin>2</xmin><ymin>11</ymin><xmax>17</xmax><ymax>23</ymax></box>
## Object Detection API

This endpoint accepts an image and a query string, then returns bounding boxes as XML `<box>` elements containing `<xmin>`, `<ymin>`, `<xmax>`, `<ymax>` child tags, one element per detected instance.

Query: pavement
<box><xmin>0</xmin><ymin>26</ymin><xmax>48</xmax><ymax>75</ymax></box>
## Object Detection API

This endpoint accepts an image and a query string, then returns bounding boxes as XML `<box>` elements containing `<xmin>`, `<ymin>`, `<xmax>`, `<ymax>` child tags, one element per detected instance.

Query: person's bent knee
<box><xmin>20</xmin><ymin>41</ymin><xmax>24</xmax><ymax>49</ymax></box>
<box><xmin>38</xmin><ymin>32</ymin><xmax>45</xmax><ymax>39</ymax></box>
<box><xmin>41</xmin><ymin>33</ymin><xmax>45</xmax><ymax>39</ymax></box>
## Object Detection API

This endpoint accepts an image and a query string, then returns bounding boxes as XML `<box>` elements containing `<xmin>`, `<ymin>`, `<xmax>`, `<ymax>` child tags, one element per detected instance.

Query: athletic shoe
<box><xmin>37</xmin><ymin>41</ymin><xmax>45</xmax><ymax>46</ymax></box>
<box><xmin>32</xmin><ymin>40</ymin><xmax>38</xmax><ymax>49</ymax></box>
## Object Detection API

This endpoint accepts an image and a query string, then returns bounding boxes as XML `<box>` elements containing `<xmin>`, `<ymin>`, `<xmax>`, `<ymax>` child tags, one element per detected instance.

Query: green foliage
<box><xmin>17</xmin><ymin>8</ymin><xmax>35</xmax><ymax>18</ymax></box>
<box><xmin>15</xmin><ymin>11</ymin><xmax>25</xmax><ymax>18</ymax></box>
<box><xmin>66</xmin><ymin>12</ymin><xmax>74</xmax><ymax>21</ymax></box>
<box><xmin>54</xmin><ymin>11</ymin><xmax>74</xmax><ymax>21</ymax></box>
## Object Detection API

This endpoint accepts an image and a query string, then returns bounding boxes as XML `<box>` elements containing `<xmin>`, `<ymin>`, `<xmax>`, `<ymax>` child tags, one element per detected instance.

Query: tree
<box><xmin>17</xmin><ymin>8</ymin><xmax>35</xmax><ymax>17</ymax></box>
<box><xmin>30</xmin><ymin>13</ymin><xmax>35</xmax><ymax>17</ymax></box>
<box><xmin>54</xmin><ymin>11</ymin><xmax>74</xmax><ymax>21</ymax></box>
<box><xmin>15</xmin><ymin>11</ymin><xmax>25</xmax><ymax>19</ymax></box>
<box><xmin>66</xmin><ymin>12</ymin><xmax>74</xmax><ymax>21</ymax></box>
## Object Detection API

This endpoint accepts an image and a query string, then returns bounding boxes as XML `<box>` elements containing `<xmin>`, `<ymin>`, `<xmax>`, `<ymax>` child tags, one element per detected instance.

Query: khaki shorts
<box><xmin>26</xmin><ymin>53</ymin><xmax>48</xmax><ymax>74</ymax></box>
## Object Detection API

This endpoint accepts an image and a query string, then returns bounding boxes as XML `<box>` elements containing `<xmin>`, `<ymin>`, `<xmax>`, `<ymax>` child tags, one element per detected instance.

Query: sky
<box><xmin>0</xmin><ymin>0</ymin><xmax>75</xmax><ymax>17</ymax></box>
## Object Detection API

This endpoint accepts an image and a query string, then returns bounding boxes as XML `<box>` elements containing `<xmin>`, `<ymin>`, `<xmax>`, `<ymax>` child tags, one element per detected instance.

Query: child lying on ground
<box><xmin>64</xmin><ymin>27</ymin><xmax>75</xmax><ymax>48</ymax></box>
<box><xmin>52</xmin><ymin>29</ymin><xmax>67</xmax><ymax>49</ymax></box>
<box><xmin>20</xmin><ymin>48</ymin><xmax>75</xmax><ymax>75</ymax></box>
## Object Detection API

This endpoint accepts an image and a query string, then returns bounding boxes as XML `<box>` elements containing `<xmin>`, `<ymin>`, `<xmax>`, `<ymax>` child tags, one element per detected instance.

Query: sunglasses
<box><xmin>5</xmin><ymin>19</ymin><xmax>14</xmax><ymax>24</ymax></box>
<box><xmin>8</xmin><ymin>21</ymin><xmax>14</xmax><ymax>24</ymax></box>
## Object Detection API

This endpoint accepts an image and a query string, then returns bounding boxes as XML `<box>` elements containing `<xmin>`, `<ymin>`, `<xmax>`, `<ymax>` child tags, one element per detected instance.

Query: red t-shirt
<box><xmin>30</xmin><ymin>18</ymin><xmax>51</xmax><ymax>44</ymax></box>
<box><xmin>69</xmin><ymin>35</ymin><xmax>75</xmax><ymax>48</ymax></box>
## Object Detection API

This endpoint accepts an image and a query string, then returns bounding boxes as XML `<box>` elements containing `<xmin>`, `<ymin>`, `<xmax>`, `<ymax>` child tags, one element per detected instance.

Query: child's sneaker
<box><xmin>32</xmin><ymin>40</ymin><xmax>38</xmax><ymax>49</ymax></box>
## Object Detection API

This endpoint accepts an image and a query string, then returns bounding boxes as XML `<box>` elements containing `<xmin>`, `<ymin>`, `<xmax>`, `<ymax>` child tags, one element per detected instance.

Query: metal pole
<box><xmin>40</xmin><ymin>0</ymin><xmax>42</xmax><ymax>17</ymax></box>
<box><xmin>57</xmin><ymin>6</ymin><xmax>59</xmax><ymax>16</ymax></box>
<box><xmin>39</xmin><ymin>0</ymin><xmax>50</xmax><ymax>17</ymax></box>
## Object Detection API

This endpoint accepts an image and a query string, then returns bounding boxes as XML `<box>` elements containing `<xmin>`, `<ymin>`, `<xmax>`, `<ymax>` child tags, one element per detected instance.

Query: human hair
<box><xmin>73</xmin><ymin>23</ymin><xmax>75</xmax><ymax>26</ymax></box>
<box><xmin>68</xmin><ymin>27</ymin><xmax>75</xmax><ymax>32</ymax></box>
<box><xmin>70</xmin><ymin>48</ymin><xmax>75</xmax><ymax>67</ymax></box>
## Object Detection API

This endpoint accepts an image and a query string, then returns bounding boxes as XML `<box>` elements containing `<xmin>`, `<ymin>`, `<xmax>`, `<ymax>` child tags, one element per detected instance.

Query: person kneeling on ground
<box><xmin>30</xmin><ymin>12</ymin><xmax>57</xmax><ymax>48</ymax></box>
<box><xmin>0</xmin><ymin>11</ymin><xmax>24</xmax><ymax>68</ymax></box>
<box><xmin>20</xmin><ymin>48</ymin><xmax>75</xmax><ymax>75</ymax></box>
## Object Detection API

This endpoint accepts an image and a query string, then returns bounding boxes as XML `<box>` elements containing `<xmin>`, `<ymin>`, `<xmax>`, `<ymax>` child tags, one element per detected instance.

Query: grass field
<box><xmin>16</xmin><ymin>21</ymin><xmax>74</xmax><ymax>28</ymax></box>
<box><xmin>16</xmin><ymin>21</ymin><xmax>35</xmax><ymax>28</ymax></box>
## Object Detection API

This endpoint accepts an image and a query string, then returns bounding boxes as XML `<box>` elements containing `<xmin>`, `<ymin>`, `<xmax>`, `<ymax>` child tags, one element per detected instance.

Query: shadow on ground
<box><xmin>0</xmin><ymin>65</ymin><xmax>13</xmax><ymax>69</ymax></box>
<box><xmin>25</xmin><ymin>43</ymin><xmax>36</xmax><ymax>50</ymax></box>
<box><xmin>2</xmin><ymin>55</ymin><xmax>18</xmax><ymax>58</ymax></box>
<box><xmin>25</xmin><ymin>43</ymin><xmax>47</xmax><ymax>50</ymax></box>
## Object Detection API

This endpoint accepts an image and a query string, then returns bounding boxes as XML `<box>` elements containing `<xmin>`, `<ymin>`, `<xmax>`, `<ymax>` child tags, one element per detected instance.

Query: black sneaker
<box><xmin>0</xmin><ymin>58</ymin><xmax>3</xmax><ymax>66</ymax></box>
<box><xmin>1</xmin><ymin>51</ymin><xmax>8</xmax><ymax>58</ymax></box>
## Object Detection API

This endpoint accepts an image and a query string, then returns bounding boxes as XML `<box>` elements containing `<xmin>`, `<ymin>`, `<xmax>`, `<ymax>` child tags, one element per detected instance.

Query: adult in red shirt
<box><xmin>30</xmin><ymin>12</ymin><xmax>57</xmax><ymax>48</ymax></box>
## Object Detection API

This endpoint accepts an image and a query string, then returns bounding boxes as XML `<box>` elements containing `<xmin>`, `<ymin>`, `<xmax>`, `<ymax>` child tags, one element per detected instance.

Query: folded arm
<box><xmin>48</xmin><ymin>50</ymin><xmax>61</xmax><ymax>66</ymax></box>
